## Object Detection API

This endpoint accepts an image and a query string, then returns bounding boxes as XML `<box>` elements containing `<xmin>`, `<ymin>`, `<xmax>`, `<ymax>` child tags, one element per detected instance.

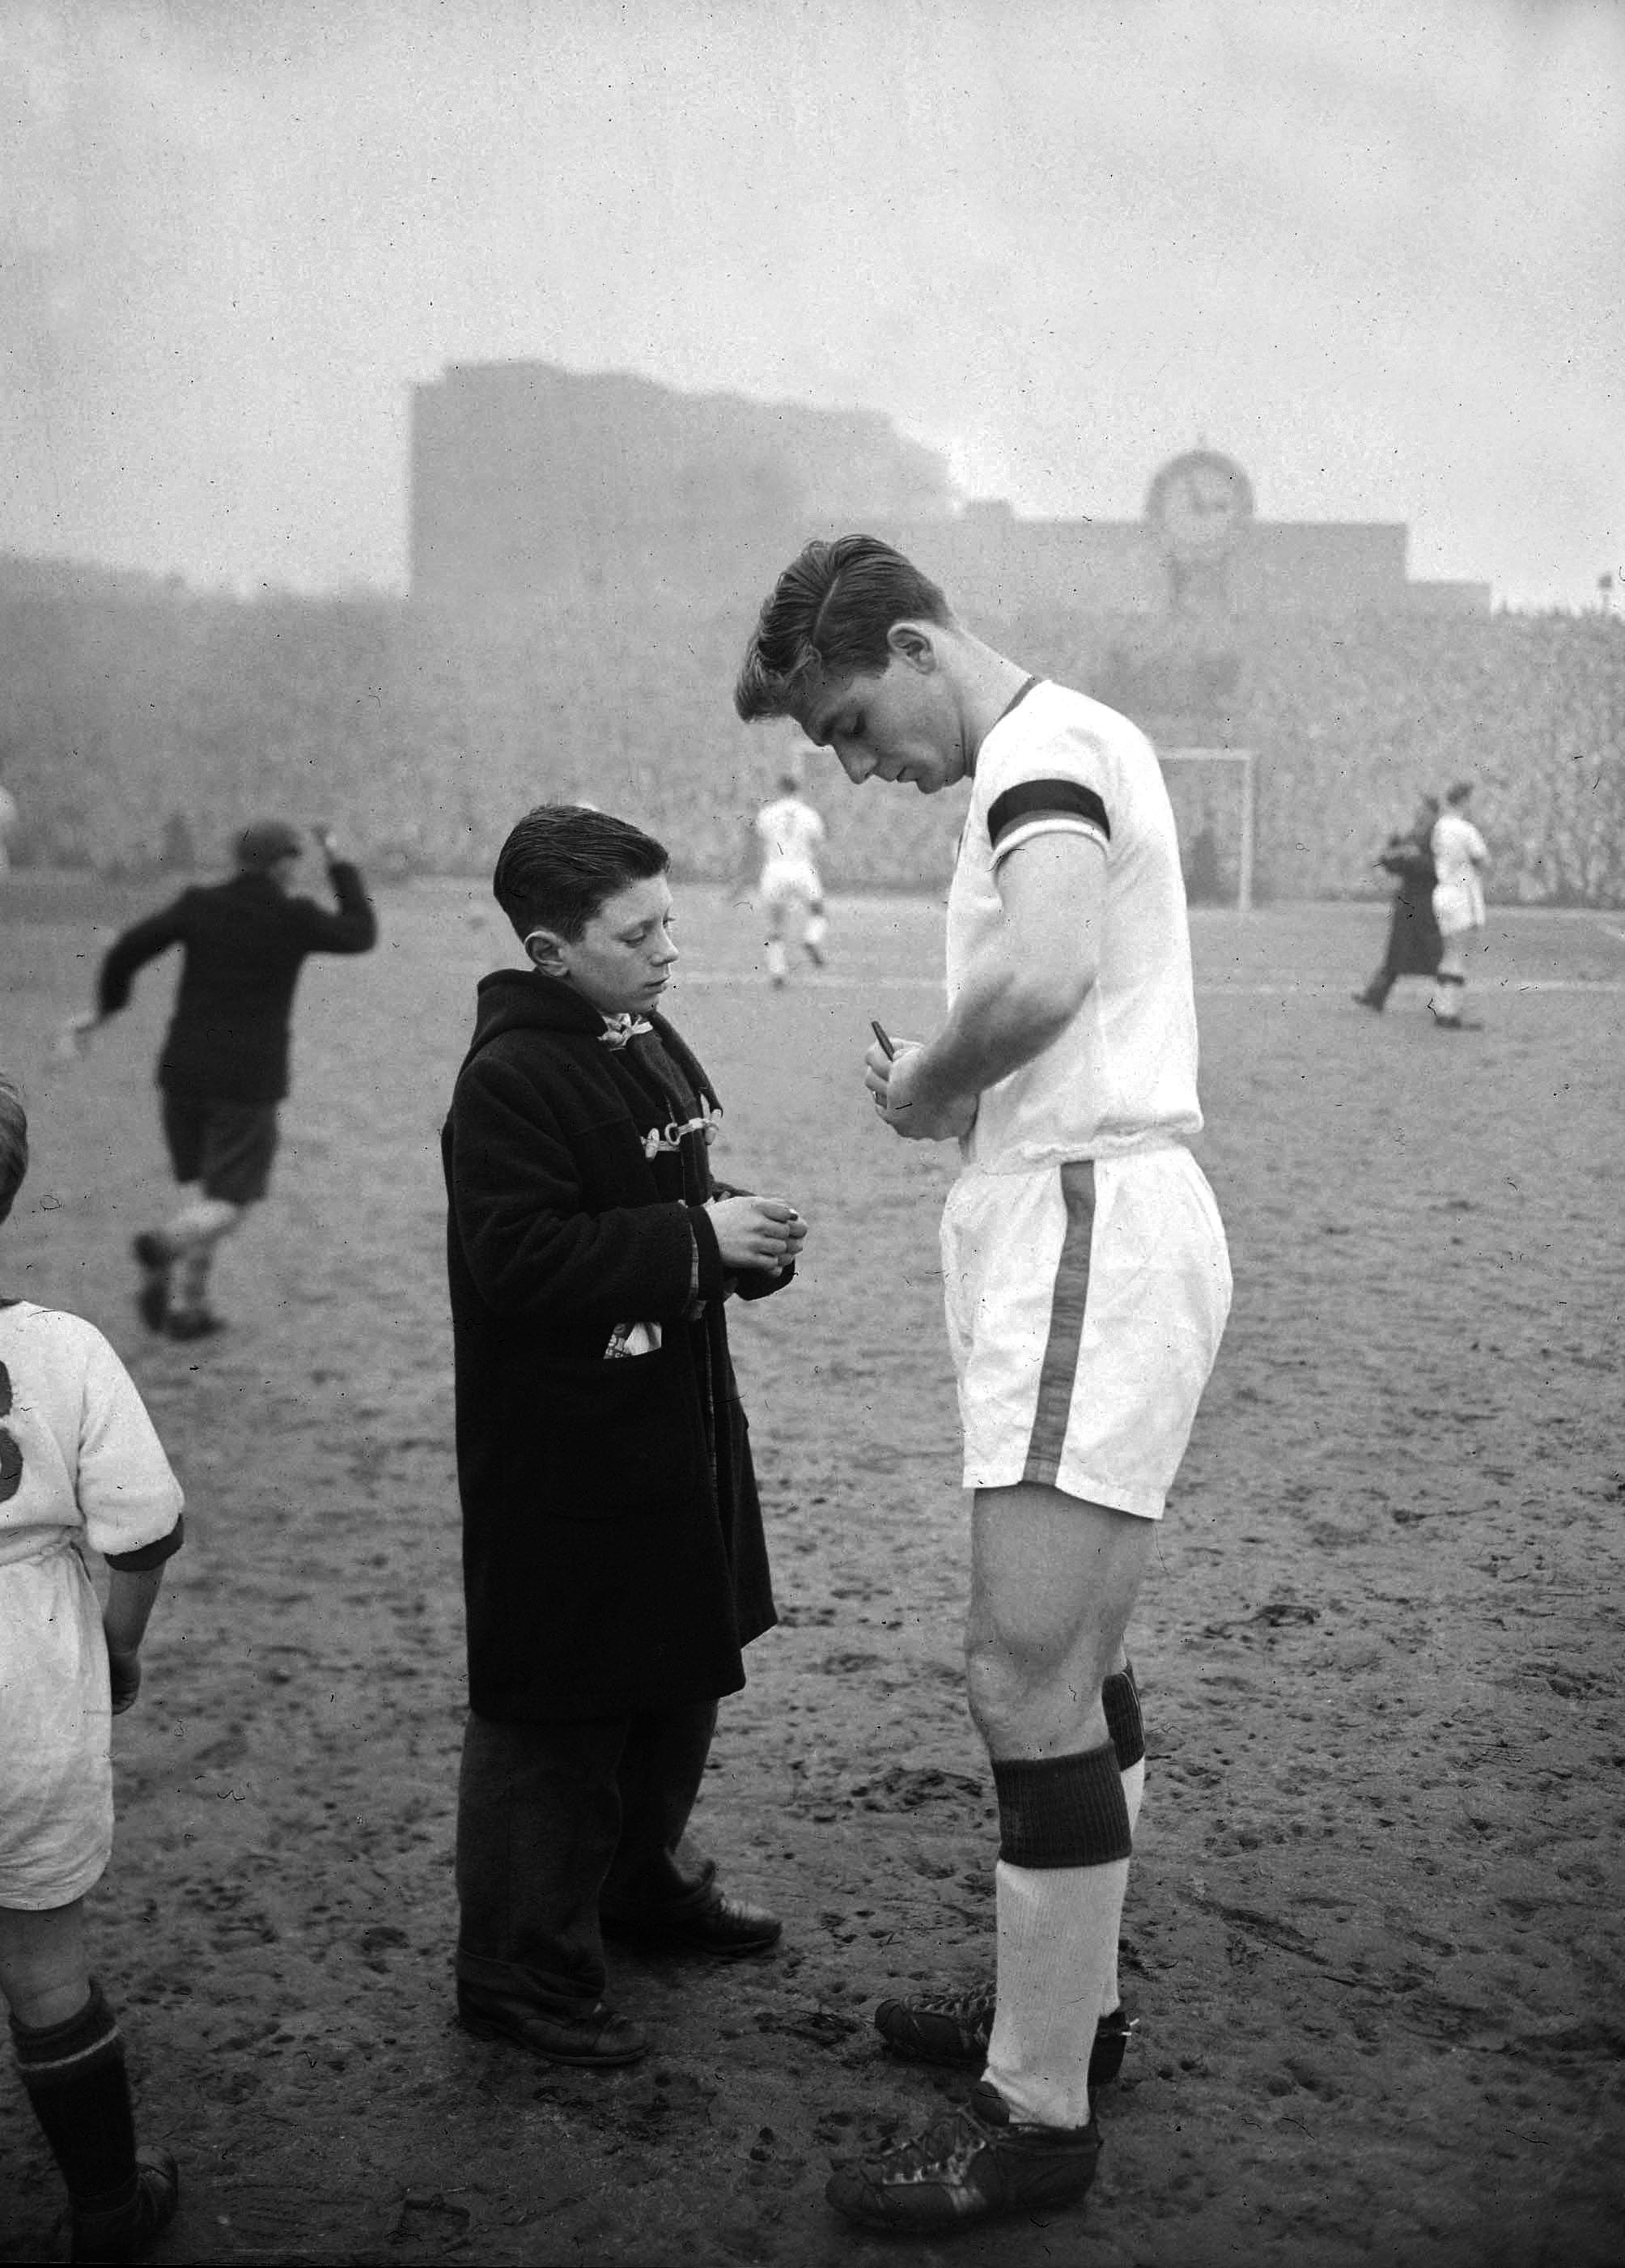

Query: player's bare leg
<box><xmin>0</xmin><ymin>1896</ymin><xmax>90</xmax><ymax>2028</ymax></box>
<box><xmin>873</xmin><ymin>1640</ymin><xmax>1141</xmax><ymax>2079</ymax></box>
<box><xmin>0</xmin><ymin>1901</ymin><xmax>179</xmax><ymax>2257</ymax></box>
<box><xmin>1430</xmin><ymin>924</ymin><xmax>1482</xmax><ymax>1029</ymax></box>
<box><xmin>801</xmin><ymin>898</ymin><xmax>829</xmax><ymax>969</ymax></box>
<box><xmin>966</xmin><ymin>1484</ymin><xmax>1153</xmax><ymax>2130</ymax></box>
<box><xmin>830</xmin><ymin>1489</ymin><xmax>1149</xmax><ymax>2232</ymax></box>
<box><xmin>763</xmin><ymin>902</ymin><xmax>791</xmax><ymax>987</ymax></box>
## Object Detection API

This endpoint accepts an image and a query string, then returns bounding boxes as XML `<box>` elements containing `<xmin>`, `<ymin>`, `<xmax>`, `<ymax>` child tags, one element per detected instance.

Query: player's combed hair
<box><xmin>0</xmin><ymin>1075</ymin><xmax>28</xmax><ymax>1226</ymax></box>
<box><xmin>493</xmin><ymin>805</ymin><xmax>670</xmax><ymax>944</ymax></box>
<box><xmin>734</xmin><ymin>536</ymin><xmax>953</xmax><ymax>722</ymax></box>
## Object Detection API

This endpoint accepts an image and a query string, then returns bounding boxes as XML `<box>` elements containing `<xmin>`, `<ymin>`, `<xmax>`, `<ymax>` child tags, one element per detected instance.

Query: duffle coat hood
<box><xmin>442</xmin><ymin>966</ymin><xmax>783</xmax><ymax>1721</ymax></box>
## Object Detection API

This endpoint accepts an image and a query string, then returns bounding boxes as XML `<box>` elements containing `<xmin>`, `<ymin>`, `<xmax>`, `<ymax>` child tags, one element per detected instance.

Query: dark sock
<box><xmin>1101</xmin><ymin>1663</ymin><xmax>1145</xmax><ymax>1773</ymax></box>
<box><xmin>11</xmin><ymin>1981</ymin><xmax>138</xmax><ymax>2213</ymax></box>
<box><xmin>992</xmin><ymin>1744</ymin><xmax>1132</xmax><ymax>1868</ymax></box>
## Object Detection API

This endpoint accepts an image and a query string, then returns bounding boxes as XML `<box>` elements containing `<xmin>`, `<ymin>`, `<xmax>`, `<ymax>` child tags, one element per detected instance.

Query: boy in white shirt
<box><xmin>0</xmin><ymin>1075</ymin><xmax>185</xmax><ymax>2262</ymax></box>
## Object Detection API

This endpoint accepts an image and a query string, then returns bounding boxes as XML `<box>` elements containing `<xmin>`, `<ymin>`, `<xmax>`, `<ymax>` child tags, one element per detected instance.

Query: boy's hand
<box><xmin>107</xmin><ymin>1644</ymin><xmax>142</xmax><ymax>1714</ymax></box>
<box><xmin>708</xmin><ymin>1195</ymin><xmax>806</xmax><ymax>1275</ymax></box>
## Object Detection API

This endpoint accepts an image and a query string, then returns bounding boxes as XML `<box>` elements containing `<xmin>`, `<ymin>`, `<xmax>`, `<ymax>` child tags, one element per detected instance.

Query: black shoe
<box><xmin>875</xmin><ymin>1986</ymin><xmax>1135</xmax><ymax>2091</ymax></box>
<box><xmin>1351</xmin><ymin>989</ymin><xmax>1385</xmax><ymax>1012</ymax></box>
<box><xmin>456</xmin><ymin>1982</ymin><xmax>648</xmax><ymax>2067</ymax></box>
<box><xmin>825</xmin><ymin>2079</ymin><xmax>1101</xmax><ymax>2233</ymax></box>
<box><xmin>165</xmin><ymin>1310</ymin><xmax>226</xmax><ymax>1341</ymax></box>
<box><xmin>70</xmin><ymin>2146</ymin><xmax>180</xmax><ymax>2264</ymax></box>
<box><xmin>131</xmin><ymin>1234</ymin><xmax>170</xmax><ymax>1335</ymax></box>
<box><xmin>601</xmin><ymin>1891</ymin><xmax>783</xmax><ymax>1959</ymax></box>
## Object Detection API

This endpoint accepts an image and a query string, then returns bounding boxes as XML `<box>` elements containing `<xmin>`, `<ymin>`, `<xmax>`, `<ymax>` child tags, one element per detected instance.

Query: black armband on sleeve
<box><xmin>104</xmin><ymin>1514</ymin><xmax>185</xmax><ymax>1573</ymax></box>
<box><xmin>988</xmin><ymin>779</ymin><xmax>1111</xmax><ymax>854</ymax></box>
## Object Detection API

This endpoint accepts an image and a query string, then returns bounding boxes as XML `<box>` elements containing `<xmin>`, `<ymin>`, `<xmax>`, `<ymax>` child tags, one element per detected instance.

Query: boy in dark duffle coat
<box><xmin>443</xmin><ymin>804</ymin><xmax>807</xmax><ymax>2069</ymax></box>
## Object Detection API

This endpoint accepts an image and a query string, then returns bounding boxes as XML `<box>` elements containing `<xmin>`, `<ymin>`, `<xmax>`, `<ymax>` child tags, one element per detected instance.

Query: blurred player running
<box><xmin>740</xmin><ymin>767</ymin><xmax>829</xmax><ymax>987</ymax></box>
<box><xmin>59</xmin><ymin>821</ymin><xmax>377</xmax><ymax>1337</ymax></box>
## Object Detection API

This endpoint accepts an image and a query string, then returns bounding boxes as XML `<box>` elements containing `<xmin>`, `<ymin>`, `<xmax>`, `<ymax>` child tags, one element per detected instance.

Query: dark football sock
<box><xmin>11</xmin><ymin>1981</ymin><xmax>139</xmax><ymax>2214</ymax></box>
<box><xmin>1101</xmin><ymin>1665</ymin><xmax>1146</xmax><ymax>2016</ymax></box>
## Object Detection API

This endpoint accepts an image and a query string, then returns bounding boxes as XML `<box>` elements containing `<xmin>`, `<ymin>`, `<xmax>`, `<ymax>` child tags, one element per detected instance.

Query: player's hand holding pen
<box><xmin>865</xmin><ymin>1020</ymin><xmax>978</xmax><ymax>1143</ymax></box>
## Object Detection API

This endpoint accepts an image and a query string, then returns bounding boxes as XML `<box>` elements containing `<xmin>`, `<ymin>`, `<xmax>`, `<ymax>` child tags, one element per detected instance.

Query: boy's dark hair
<box><xmin>0</xmin><ymin>1075</ymin><xmax>27</xmax><ymax>1226</ymax></box>
<box><xmin>493</xmin><ymin>805</ymin><xmax>670</xmax><ymax>944</ymax></box>
<box><xmin>735</xmin><ymin>536</ymin><xmax>953</xmax><ymax>722</ymax></box>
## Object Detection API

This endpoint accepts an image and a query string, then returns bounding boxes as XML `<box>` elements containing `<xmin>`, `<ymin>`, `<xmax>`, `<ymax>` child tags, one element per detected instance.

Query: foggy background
<box><xmin>2</xmin><ymin>0</ymin><xmax>1620</xmax><ymax>609</ymax></box>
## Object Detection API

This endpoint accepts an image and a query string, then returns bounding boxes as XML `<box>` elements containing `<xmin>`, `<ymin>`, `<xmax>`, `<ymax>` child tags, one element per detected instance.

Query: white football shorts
<box><xmin>0</xmin><ymin>1547</ymin><xmax>115</xmax><ymax>1906</ymax></box>
<box><xmin>1432</xmin><ymin>875</ymin><xmax>1485</xmax><ymax>937</ymax></box>
<box><xmin>758</xmin><ymin>856</ymin><xmax>822</xmax><ymax>915</ymax></box>
<box><xmin>940</xmin><ymin>1144</ymin><xmax>1232</xmax><ymax>1519</ymax></box>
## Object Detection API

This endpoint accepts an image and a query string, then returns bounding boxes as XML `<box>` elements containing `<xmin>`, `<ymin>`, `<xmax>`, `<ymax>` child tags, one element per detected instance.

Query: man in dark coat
<box><xmin>66</xmin><ymin>820</ymin><xmax>376</xmax><ymax>1336</ymax></box>
<box><xmin>443</xmin><ymin>804</ymin><xmax>806</xmax><ymax>2071</ymax></box>
<box><xmin>1354</xmin><ymin>795</ymin><xmax>1443</xmax><ymax>1012</ymax></box>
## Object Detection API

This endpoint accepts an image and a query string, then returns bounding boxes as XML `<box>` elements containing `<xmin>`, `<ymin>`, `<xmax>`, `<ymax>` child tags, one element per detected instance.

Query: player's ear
<box><xmin>888</xmin><ymin>620</ymin><xmax>939</xmax><ymax>673</ymax></box>
<box><xmin>522</xmin><ymin>926</ymin><xmax>569</xmax><ymax>975</ymax></box>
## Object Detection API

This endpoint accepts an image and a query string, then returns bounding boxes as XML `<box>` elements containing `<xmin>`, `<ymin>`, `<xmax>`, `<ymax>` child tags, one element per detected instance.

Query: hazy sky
<box><xmin>3</xmin><ymin>0</ymin><xmax>1621</xmax><ymax>606</ymax></box>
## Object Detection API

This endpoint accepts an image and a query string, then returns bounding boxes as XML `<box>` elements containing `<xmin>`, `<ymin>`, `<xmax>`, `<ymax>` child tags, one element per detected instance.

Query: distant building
<box><xmin>885</xmin><ymin>454</ymin><xmax>1490</xmax><ymax>621</ymax></box>
<box><xmin>408</xmin><ymin>366</ymin><xmax>1490</xmax><ymax>622</ymax></box>
<box><xmin>409</xmin><ymin>361</ymin><xmax>952</xmax><ymax>605</ymax></box>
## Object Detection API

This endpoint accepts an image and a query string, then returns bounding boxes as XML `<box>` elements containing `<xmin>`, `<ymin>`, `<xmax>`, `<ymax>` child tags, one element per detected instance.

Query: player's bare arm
<box><xmin>866</xmin><ymin>832</ymin><xmax>1105</xmax><ymax>1140</ymax></box>
<box><xmin>103</xmin><ymin>1562</ymin><xmax>168</xmax><ymax>1714</ymax></box>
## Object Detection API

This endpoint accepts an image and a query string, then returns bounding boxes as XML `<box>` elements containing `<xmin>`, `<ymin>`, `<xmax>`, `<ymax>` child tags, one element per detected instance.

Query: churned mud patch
<box><xmin>2</xmin><ymin>889</ymin><xmax>1622</xmax><ymax>2265</ymax></box>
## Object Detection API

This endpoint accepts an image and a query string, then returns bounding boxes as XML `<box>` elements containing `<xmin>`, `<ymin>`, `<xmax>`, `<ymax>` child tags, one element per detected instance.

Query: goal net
<box><xmin>1157</xmin><ymin>748</ymin><xmax>1256</xmax><ymax>913</ymax></box>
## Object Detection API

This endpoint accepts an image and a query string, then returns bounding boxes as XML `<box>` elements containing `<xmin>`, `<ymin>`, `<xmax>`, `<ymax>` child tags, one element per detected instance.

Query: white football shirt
<box><xmin>756</xmin><ymin>796</ymin><xmax>825</xmax><ymax>869</ymax></box>
<box><xmin>945</xmin><ymin>679</ymin><xmax>1203</xmax><ymax>1170</ymax></box>
<box><xmin>1432</xmin><ymin>809</ymin><xmax>1487</xmax><ymax>888</ymax></box>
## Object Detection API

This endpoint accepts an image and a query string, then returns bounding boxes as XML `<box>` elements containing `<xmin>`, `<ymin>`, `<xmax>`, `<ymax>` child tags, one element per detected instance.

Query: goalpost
<box><xmin>1157</xmin><ymin>747</ymin><xmax>1257</xmax><ymax>914</ymax></box>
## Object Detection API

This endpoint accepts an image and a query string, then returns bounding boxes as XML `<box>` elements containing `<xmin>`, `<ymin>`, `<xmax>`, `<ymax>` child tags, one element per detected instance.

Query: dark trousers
<box><xmin>455</xmin><ymin>1701</ymin><xmax>718</xmax><ymax>2015</ymax></box>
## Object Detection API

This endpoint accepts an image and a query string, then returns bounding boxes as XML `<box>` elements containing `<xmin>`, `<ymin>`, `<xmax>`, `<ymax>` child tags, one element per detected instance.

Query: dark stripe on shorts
<box><xmin>1022</xmin><ymin>1160</ymin><xmax>1097</xmax><ymax>1487</ymax></box>
<box><xmin>988</xmin><ymin>779</ymin><xmax>1111</xmax><ymax>852</ymax></box>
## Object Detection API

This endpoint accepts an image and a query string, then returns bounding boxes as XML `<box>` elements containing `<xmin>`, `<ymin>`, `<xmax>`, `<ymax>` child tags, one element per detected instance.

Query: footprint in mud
<box><xmin>389</xmin><ymin>2193</ymin><xmax>471</xmax><ymax>2245</ymax></box>
<box><xmin>849</xmin><ymin>1762</ymin><xmax>986</xmax><ymax>1813</ymax></box>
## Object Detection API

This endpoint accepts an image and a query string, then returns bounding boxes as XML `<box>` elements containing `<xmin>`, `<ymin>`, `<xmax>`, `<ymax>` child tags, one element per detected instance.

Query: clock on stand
<box><xmin>1145</xmin><ymin>450</ymin><xmax>1254</xmax><ymax>623</ymax></box>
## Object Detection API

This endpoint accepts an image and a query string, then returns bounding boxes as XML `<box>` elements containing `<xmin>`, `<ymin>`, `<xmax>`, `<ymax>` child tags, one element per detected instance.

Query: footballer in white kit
<box><xmin>1429</xmin><ymin>780</ymin><xmax>1490</xmax><ymax>1028</ymax></box>
<box><xmin>750</xmin><ymin>771</ymin><xmax>829</xmax><ymax>983</ymax></box>
<box><xmin>943</xmin><ymin>678</ymin><xmax>1230</xmax><ymax>1516</ymax></box>
<box><xmin>1431</xmin><ymin>802</ymin><xmax>1487</xmax><ymax>937</ymax></box>
<box><xmin>736</xmin><ymin>533</ymin><xmax>1235</xmax><ymax>2237</ymax></box>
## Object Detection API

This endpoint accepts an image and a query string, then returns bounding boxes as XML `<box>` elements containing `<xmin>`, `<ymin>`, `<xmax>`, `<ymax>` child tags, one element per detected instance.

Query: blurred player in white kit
<box><xmin>740</xmin><ymin>766</ymin><xmax>829</xmax><ymax>987</ymax></box>
<box><xmin>1429</xmin><ymin>779</ymin><xmax>1490</xmax><ymax>1030</ymax></box>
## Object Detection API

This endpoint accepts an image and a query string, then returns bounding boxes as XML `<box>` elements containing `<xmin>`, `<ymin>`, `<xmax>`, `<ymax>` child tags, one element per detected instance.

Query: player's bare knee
<box><xmin>966</xmin><ymin>1633</ymin><xmax>1093</xmax><ymax>1752</ymax></box>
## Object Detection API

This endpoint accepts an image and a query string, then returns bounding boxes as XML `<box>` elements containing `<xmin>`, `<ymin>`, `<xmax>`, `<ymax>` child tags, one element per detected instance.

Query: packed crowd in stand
<box><xmin>2</xmin><ymin>574</ymin><xmax>1621</xmax><ymax>902</ymax></box>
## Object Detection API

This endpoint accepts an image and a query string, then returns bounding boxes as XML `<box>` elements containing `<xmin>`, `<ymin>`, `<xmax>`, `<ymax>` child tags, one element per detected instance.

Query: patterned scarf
<box><xmin>598</xmin><ymin>1012</ymin><xmax>655</xmax><ymax>1050</ymax></box>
